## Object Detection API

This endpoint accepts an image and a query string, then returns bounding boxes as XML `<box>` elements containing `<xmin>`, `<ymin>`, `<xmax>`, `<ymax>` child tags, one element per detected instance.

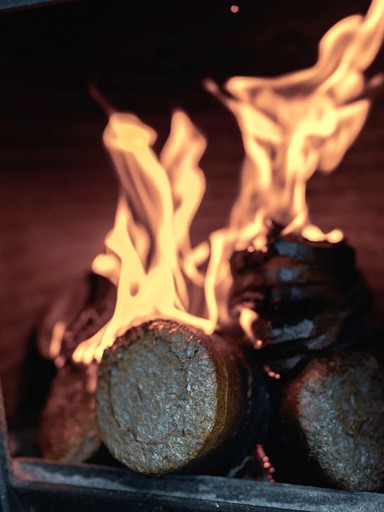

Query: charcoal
<box><xmin>228</xmin><ymin>233</ymin><xmax>372</xmax><ymax>375</ymax></box>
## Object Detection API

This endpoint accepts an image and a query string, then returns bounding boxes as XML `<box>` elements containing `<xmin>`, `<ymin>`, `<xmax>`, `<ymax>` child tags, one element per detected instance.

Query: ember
<box><xmin>35</xmin><ymin>0</ymin><xmax>384</xmax><ymax>494</ymax></box>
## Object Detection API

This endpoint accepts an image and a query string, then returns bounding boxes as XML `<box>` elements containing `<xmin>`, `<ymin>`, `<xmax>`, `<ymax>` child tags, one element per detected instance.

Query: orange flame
<box><xmin>73</xmin><ymin>111</ymin><xmax>215</xmax><ymax>364</ymax></box>
<box><xmin>72</xmin><ymin>0</ymin><xmax>384</xmax><ymax>364</ymax></box>
<box><xmin>206</xmin><ymin>0</ymin><xmax>384</xmax><ymax>249</ymax></box>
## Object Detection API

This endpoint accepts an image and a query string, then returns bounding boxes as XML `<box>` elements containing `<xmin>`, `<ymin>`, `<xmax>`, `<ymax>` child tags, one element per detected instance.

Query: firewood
<box><xmin>97</xmin><ymin>319</ymin><xmax>268</xmax><ymax>476</ymax></box>
<box><xmin>38</xmin><ymin>362</ymin><xmax>102</xmax><ymax>463</ymax></box>
<box><xmin>37</xmin><ymin>272</ymin><xmax>116</xmax><ymax>364</ymax></box>
<box><xmin>230</xmin><ymin>234</ymin><xmax>356</xmax><ymax>276</ymax></box>
<box><xmin>272</xmin><ymin>236</ymin><xmax>355</xmax><ymax>265</ymax></box>
<box><xmin>273</xmin><ymin>351</ymin><xmax>384</xmax><ymax>491</ymax></box>
<box><xmin>36</xmin><ymin>273</ymin><xmax>115</xmax><ymax>463</ymax></box>
<box><xmin>228</xmin><ymin>233</ymin><xmax>372</xmax><ymax>375</ymax></box>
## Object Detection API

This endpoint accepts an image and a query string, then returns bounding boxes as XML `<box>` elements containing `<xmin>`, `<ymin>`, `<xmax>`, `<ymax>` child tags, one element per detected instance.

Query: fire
<box><xmin>73</xmin><ymin>111</ymin><xmax>215</xmax><ymax>364</ymax></box>
<box><xmin>72</xmin><ymin>0</ymin><xmax>384</xmax><ymax>364</ymax></box>
<box><xmin>205</xmin><ymin>0</ymin><xmax>384</xmax><ymax>250</ymax></box>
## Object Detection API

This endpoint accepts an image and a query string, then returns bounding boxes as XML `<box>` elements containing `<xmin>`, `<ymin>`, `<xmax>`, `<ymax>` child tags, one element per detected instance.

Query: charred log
<box><xmin>229</xmin><ymin>233</ymin><xmax>372</xmax><ymax>374</ymax></box>
<box><xmin>36</xmin><ymin>273</ymin><xmax>116</xmax><ymax>463</ymax></box>
<box><xmin>37</xmin><ymin>272</ymin><xmax>116</xmax><ymax>364</ymax></box>
<box><xmin>97</xmin><ymin>319</ymin><xmax>269</xmax><ymax>476</ymax></box>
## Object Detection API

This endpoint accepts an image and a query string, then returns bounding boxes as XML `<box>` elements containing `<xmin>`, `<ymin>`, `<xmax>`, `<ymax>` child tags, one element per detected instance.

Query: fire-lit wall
<box><xmin>0</xmin><ymin>0</ymin><xmax>383</xmax><ymax>419</ymax></box>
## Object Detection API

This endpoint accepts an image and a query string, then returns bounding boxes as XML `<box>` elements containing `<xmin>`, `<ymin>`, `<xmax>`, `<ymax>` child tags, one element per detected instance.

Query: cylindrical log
<box><xmin>36</xmin><ymin>272</ymin><xmax>116</xmax><ymax>463</ymax></box>
<box><xmin>37</xmin><ymin>272</ymin><xmax>116</xmax><ymax>364</ymax></box>
<box><xmin>228</xmin><ymin>233</ymin><xmax>372</xmax><ymax>374</ymax></box>
<box><xmin>38</xmin><ymin>362</ymin><xmax>102</xmax><ymax>463</ymax></box>
<box><xmin>97</xmin><ymin>319</ymin><xmax>268</xmax><ymax>476</ymax></box>
<box><xmin>271</xmin><ymin>350</ymin><xmax>384</xmax><ymax>491</ymax></box>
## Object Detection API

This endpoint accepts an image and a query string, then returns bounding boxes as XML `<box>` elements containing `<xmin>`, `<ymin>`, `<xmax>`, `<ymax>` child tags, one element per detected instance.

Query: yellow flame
<box><xmin>49</xmin><ymin>321</ymin><xmax>66</xmax><ymax>360</ymax></box>
<box><xmin>73</xmin><ymin>111</ymin><xmax>215</xmax><ymax>364</ymax></box>
<box><xmin>206</xmin><ymin>0</ymin><xmax>384</xmax><ymax>248</ymax></box>
<box><xmin>71</xmin><ymin>0</ymin><xmax>384</xmax><ymax>364</ymax></box>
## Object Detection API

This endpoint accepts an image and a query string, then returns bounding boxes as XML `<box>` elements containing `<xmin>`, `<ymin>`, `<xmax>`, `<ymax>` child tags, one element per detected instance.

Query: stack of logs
<box><xmin>36</xmin><ymin>232</ymin><xmax>384</xmax><ymax>492</ymax></box>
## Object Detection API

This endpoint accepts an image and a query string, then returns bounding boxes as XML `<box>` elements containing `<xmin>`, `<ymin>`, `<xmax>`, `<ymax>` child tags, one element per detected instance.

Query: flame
<box><xmin>72</xmin><ymin>0</ymin><xmax>384</xmax><ymax>363</ymax></box>
<box><xmin>73</xmin><ymin>111</ymin><xmax>216</xmax><ymax>364</ymax></box>
<box><xmin>205</xmin><ymin>0</ymin><xmax>384</xmax><ymax>249</ymax></box>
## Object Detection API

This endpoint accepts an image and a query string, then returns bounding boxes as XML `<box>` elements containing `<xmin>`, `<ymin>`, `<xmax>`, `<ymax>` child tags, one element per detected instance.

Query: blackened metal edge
<box><xmin>11</xmin><ymin>458</ymin><xmax>384</xmax><ymax>512</ymax></box>
<box><xmin>0</xmin><ymin>379</ymin><xmax>11</xmax><ymax>511</ymax></box>
<box><xmin>0</xmin><ymin>0</ymin><xmax>70</xmax><ymax>11</ymax></box>
<box><xmin>0</xmin><ymin>380</ymin><xmax>22</xmax><ymax>512</ymax></box>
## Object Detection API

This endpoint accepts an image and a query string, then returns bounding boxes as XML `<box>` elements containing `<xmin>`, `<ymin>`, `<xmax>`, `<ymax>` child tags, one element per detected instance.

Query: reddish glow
<box><xmin>263</xmin><ymin>364</ymin><xmax>281</xmax><ymax>380</ymax></box>
<box><xmin>255</xmin><ymin>444</ymin><xmax>276</xmax><ymax>483</ymax></box>
<box><xmin>230</xmin><ymin>5</ymin><xmax>239</xmax><ymax>14</ymax></box>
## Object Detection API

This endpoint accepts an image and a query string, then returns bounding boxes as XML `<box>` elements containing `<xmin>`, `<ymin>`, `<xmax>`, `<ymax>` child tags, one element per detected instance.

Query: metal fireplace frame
<box><xmin>0</xmin><ymin>381</ymin><xmax>383</xmax><ymax>512</ymax></box>
<box><xmin>0</xmin><ymin>1</ymin><xmax>383</xmax><ymax>511</ymax></box>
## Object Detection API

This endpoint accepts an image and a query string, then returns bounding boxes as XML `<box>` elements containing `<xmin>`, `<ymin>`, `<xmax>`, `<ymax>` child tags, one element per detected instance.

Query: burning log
<box><xmin>37</xmin><ymin>272</ymin><xmax>116</xmax><ymax>365</ymax></box>
<box><xmin>97</xmin><ymin>319</ymin><xmax>269</xmax><ymax>476</ymax></box>
<box><xmin>37</xmin><ymin>272</ymin><xmax>116</xmax><ymax>462</ymax></box>
<box><xmin>227</xmin><ymin>231</ymin><xmax>384</xmax><ymax>492</ymax></box>
<box><xmin>229</xmin><ymin>232</ymin><xmax>372</xmax><ymax>374</ymax></box>
<box><xmin>38</xmin><ymin>362</ymin><xmax>102</xmax><ymax>463</ymax></box>
<box><xmin>272</xmin><ymin>350</ymin><xmax>384</xmax><ymax>491</ymax></box>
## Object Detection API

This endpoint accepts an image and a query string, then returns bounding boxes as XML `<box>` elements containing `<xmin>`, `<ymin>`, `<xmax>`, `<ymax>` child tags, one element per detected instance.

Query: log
<box><xmin>272</xmin><ymin>236</ymin><xmax>355</xmax><ymax>266</ymax></box>
<box><xmin>38</xmin><ymin>362</ymin><xmax>102</xmax><ymax>463</ymax></box>
<box><xmin>230</xmin><ymin>234</ymin><xmax>356</xmax><ymax>277</ymax></box>
<box><xmin>270</xmin><ymin>350</ymin><xmax>384</xmax><ymax>491</ymax></box>
<box><xmin>228</xmin><ymin>234</ymin><xmax>372</xmax><ymax>374</ymax></box>
<box><xmin>97</xmin><ymin>319</ymin><xmax>269</xmax><ymax>476</ymax></box>
<box><xmin>37</xmin><ymin>272</ymin><xmax>116</xmax><ymax>364</ymax></box>
<box><xmin>36</xmin><ymin>272</ymin><xmax>116</xmax><ymax>463</ymax></box>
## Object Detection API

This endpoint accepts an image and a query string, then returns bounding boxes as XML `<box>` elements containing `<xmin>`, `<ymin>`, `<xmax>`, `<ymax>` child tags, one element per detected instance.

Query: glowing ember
<box><xmin>255</xmin><ymin>444</ymin><xmax>276</xmax><ymax>483</ymax></box>
<box><xmin>71</xmin><ymin>0</ymin><xmax>384</xmax><ymax>364</ymax></box>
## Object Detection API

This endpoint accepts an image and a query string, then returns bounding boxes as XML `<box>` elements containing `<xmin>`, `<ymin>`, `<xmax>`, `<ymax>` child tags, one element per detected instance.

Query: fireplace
<box><xmin>0</xmin><ymin>0</ymin><xmax>384</xmax><ymax>510</ymax></box>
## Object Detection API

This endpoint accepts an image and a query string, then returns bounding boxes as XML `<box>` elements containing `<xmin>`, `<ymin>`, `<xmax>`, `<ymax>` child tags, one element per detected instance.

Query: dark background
<box><xmin>0</xmin><ymin>0</ymin><xmax>383</xmax><ymax>418</ymax></box>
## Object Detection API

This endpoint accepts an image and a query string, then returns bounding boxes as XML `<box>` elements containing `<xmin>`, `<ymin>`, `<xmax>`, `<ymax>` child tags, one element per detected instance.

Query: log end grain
<box><xmin>282</xmin><ymin>351</ymin><xmax>384</xmax><ymax>491</ymax></box>
<box><xmin>97</xmin><ymin>319</ymin><xmax>249</xmax><ymax>475</ymax></box>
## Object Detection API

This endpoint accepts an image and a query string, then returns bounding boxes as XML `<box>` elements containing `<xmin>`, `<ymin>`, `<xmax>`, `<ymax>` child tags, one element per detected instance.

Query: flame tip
<box><xmin>88</xmin><ymin>83</ymin><xmax>117</xmax><ymax>117</ymax></box>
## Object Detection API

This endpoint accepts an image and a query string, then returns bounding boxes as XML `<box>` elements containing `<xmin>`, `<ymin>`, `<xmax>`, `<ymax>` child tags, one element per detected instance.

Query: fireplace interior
<box><xmin>0</xmin><ymin>0</ymin><xmax>384</xmax><ymax>510</ymax></box>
